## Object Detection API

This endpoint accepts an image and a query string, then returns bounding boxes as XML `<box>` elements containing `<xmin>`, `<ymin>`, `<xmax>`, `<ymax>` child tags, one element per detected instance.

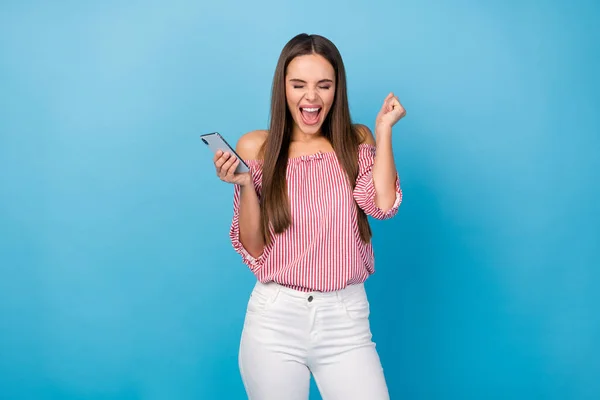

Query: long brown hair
<box><xmin>260</xmin><ymin>33</ymin><xmax>372</xmax><ymax>244</ymax></box>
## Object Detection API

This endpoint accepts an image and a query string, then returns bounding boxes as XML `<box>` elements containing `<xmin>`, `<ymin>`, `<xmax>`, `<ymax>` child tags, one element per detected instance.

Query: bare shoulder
<box><xmin>236</xmin><ymin>130</ymin><xmax>268</xmax><ymax>160</ymax></box>
<box><xmin>354</xmin><ymin>124</ymin><xmax>376</xmax><ymax>146</ymax></box>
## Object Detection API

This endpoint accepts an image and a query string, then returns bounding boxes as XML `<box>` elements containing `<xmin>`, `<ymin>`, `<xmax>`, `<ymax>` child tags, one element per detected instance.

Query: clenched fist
<box><xmin>376</xmin><ymin>92</ymin><xmax>406</xmax><ymax>129</ymax></box>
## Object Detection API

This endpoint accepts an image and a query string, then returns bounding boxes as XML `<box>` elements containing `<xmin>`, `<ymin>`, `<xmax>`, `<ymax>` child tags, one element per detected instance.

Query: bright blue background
<box><xmin>1</xmin><ymin>0</ymin><xmax>598</xmax><ymax>399</ymax></box>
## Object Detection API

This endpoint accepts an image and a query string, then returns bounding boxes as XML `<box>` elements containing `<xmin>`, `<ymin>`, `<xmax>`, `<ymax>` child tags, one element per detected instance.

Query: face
<box><xmin>285</xmin><ymin>53</ymin><xmax>336</xmax><ymax>136</ymax></box>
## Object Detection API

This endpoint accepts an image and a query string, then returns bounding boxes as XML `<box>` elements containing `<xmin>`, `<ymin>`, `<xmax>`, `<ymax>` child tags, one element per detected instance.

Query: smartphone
<box><xmin>200</xmin><ymin>132</ymin><xmax>250</xmax><ymax>174</ymax></box>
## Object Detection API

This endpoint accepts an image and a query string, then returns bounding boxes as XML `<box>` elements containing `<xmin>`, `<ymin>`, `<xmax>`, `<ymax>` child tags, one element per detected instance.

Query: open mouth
<box><xmin>299</xmin><ymin>107</ymin><xmax>322</xmax><ymax>126</ymax></box>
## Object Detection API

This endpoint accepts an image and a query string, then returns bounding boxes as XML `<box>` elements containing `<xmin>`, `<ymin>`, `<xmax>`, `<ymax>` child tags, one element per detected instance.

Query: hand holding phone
<box><xmin>201</xmin><ymin>132</ymin><xmax>251</xmax><ymax>186</ymax></box>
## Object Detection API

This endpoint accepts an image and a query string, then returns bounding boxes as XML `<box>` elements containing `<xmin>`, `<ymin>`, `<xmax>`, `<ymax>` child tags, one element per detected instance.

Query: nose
<box><xmin>305</xmin><ymin>88</ymin><xmax>317</xmax><ymax>102</ymax></box>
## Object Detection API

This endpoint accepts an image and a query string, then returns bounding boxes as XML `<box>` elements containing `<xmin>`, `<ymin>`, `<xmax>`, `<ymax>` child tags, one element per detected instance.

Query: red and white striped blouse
<box><xmin>229</xmin><ymin>143</ymin><xmax>402</xmax><ymax>292</ymax></box>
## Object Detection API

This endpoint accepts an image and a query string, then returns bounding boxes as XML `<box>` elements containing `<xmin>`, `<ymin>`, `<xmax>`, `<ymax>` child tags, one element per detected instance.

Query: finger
<box><xmin>221</xmin><ymin>154</ymin><xmax>237</xmax><ymax>177</ymax></box>
<box><xmin>382</xmin><ymin>93</ymin><xmax>393</xmax><ymax>108</ymax></box>
<box><xmin>387</xmin><ymin>97</ymin><xmax>396</xmax><ymax>112</ymax></box>
<box><xmin>398</xmin><ymin>99</ymin><xmax>405</xmax><ymax>112</ymax></box>
<box><xmin>215</xmin><ymin>157</ymin><xmax>231</xmax><ymax>178</ymax></box>
<box><xmin>227</xmin><ymin>159</ymin><xmax>240</xmax><ymax>177</ymax></box>
<box><xmin>215</xmin><ymin>152</ymin><xmax>231</xmax><ymax>169</ymax></box>
<box><xmin>223</xmin><ymin>159</ymin><xmax>240</xmax><ymax>182</ymax></box>
<box><xmin>214</xmin><ymin>152</ymin><xmax>228</xmax><ymax>165</ymax></box>
<box><xmin>394</xmin><ymin>98</ymin><xmax>406</xmax><ymax>116</ymax></box>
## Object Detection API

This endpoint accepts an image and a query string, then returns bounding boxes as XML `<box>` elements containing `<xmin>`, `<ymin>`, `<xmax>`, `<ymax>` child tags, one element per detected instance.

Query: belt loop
<box><xmin>272</xmin><ymin>284</ymin><xmax>281</xmax><ymax>303</ymax></box>
<box><xmin>336</xmin><ymin>289</ymin><xmax>344</xmax><ymax>303</ymax></box>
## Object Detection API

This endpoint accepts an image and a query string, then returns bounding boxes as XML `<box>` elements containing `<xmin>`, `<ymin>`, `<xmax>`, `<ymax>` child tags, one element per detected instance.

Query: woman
<box><xmin>213</xmin><ymin>33</ymin><xmax>405</xmax><ymax>400</ymax></box>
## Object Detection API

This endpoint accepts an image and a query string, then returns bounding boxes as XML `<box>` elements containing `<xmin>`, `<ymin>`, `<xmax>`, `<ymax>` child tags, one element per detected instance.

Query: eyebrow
<box><xmin>289</xmin><ymin>78</ymin><xmax>334</xmax><ymax>84</ymax></box>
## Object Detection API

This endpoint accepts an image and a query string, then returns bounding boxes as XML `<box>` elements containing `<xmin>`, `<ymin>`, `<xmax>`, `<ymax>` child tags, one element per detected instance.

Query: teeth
<box><xmin>302</xmin><ymin>107</ymin><xmax>320</xmax><ymax>112</ymax></box>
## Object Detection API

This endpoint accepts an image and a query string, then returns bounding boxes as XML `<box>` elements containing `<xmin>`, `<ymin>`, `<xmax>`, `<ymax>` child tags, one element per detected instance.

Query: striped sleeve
<box><xmin>352</xmin><ymin>144</ymin><xmax>402</xmax><ymax>220</ymax></box>
<box><xmin>229</xmin><ymin>160</ymin><xmax>265</xmax><ymax>272</ymax></box>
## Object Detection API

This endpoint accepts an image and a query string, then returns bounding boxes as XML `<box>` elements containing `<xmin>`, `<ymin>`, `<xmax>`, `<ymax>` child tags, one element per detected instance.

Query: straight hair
<box><xmin>260</xmin><ymin>33</ymin><xmax>372</xmax><ymax>245</ymax></box>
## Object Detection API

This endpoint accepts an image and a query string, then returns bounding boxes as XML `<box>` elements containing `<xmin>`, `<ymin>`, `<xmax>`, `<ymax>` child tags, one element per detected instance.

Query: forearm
<box><xmin>238</xmin><ymin>183</ymin><xmax>265</xmax><ymax>258</ymax></box>
<box><xmin>372</xmin><ymin>124</ymin><xmax>398</xmax><ymax>211</ymax></box>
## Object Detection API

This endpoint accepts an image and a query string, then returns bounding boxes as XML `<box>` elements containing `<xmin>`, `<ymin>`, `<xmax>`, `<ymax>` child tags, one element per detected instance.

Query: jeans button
<box><xmin>307</xmin><ymin>295</ymin><xmax>313</xmax><ymax>302</ymax></box>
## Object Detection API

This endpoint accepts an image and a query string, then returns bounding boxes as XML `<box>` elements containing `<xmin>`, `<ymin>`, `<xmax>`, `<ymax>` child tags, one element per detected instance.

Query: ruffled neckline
<box><xmin>244</xmin><ymin>143</ymin><xmax>375</xmax><ymax>166</ymax></box>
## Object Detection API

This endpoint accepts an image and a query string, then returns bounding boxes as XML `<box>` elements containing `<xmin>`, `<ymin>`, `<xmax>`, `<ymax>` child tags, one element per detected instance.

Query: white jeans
<box><xmin>238</xmin><ymin>281</ymin><xmax>390</xmax><ymax>400</ymax></box>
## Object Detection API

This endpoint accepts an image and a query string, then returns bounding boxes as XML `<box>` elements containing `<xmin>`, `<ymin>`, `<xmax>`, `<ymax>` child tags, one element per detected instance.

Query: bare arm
<box><xmin>371</xmin><ymin>92</ymin><xmax>407</xmax><ymax>211</ymax></box>
<box><xmin>373</xmin><ymin>126</ymin><xmax>399</xmax><ymax>211</ymax></box>
<box><xmin>237</xmin><ymin>180</ymin><xmax>264</xmax><ymax>258</ymax></box>
<box><xmin>357</xmin><ymin>124</ymin><xmax>398</xmax><ymax>212</ymax></box>
<box><xmin>234</xmin><ymin>131</ymin><xmax>267</xmax><ymax>258</ymax></box>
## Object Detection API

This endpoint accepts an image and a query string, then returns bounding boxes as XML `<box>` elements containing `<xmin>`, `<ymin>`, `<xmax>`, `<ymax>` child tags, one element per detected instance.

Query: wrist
<box><xmin>375</xmin><ymin>124</ymin><xmax>393</xmax><ymax>144</ymax></box>
<box><xmin>375</xmin><ymin>123</ymin><xmax>393</xmax><ymax>136</ymax></box>
<box><xmin>239</xmin><ymin>178</ymin><xmax>253</xmax><ymax>190</ymax></box>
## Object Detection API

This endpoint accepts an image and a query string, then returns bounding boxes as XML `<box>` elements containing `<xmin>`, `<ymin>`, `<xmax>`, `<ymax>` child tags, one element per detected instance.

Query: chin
<box><xmin>299</xmin><ymin>124</ymin><xmax>322</xmax><ymax>135</ymax></box>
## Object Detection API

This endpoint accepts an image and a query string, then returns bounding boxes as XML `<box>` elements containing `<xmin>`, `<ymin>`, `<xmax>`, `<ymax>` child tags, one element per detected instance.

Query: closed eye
<box><xmin>293</xmin><ymin>85</ymin><xmax>331</xmax><ymax>90</ymax></box>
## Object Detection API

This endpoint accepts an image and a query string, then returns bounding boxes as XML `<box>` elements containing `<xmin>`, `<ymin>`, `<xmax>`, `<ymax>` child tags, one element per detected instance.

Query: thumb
<box><xmin>379</xmin><ymin>92</ymin><xmax>394</xmax><ymax>114</ymax></box>
<box><xmin>383</xmin><ymin>92</ymin><xmax>394</xmax><ymax>105</ymax></box>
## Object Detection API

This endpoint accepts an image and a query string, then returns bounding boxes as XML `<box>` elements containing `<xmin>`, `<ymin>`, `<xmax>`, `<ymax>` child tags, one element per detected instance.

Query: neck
<box><xmin>291</xmin><ymin>124</ymin><xmax>323</xmax><ymax>143</ymax></box>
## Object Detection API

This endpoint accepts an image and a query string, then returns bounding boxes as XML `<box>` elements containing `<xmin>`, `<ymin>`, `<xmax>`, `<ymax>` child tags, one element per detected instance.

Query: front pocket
<box><xmin>246</xmin><ymin>290</ymin><xmax>275</xmax><ymax>316</ymax></box>
<box><xmin>342</xmin><ymin>298</ymin><xmax>371</xmax><ymax>321</ymax></box>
